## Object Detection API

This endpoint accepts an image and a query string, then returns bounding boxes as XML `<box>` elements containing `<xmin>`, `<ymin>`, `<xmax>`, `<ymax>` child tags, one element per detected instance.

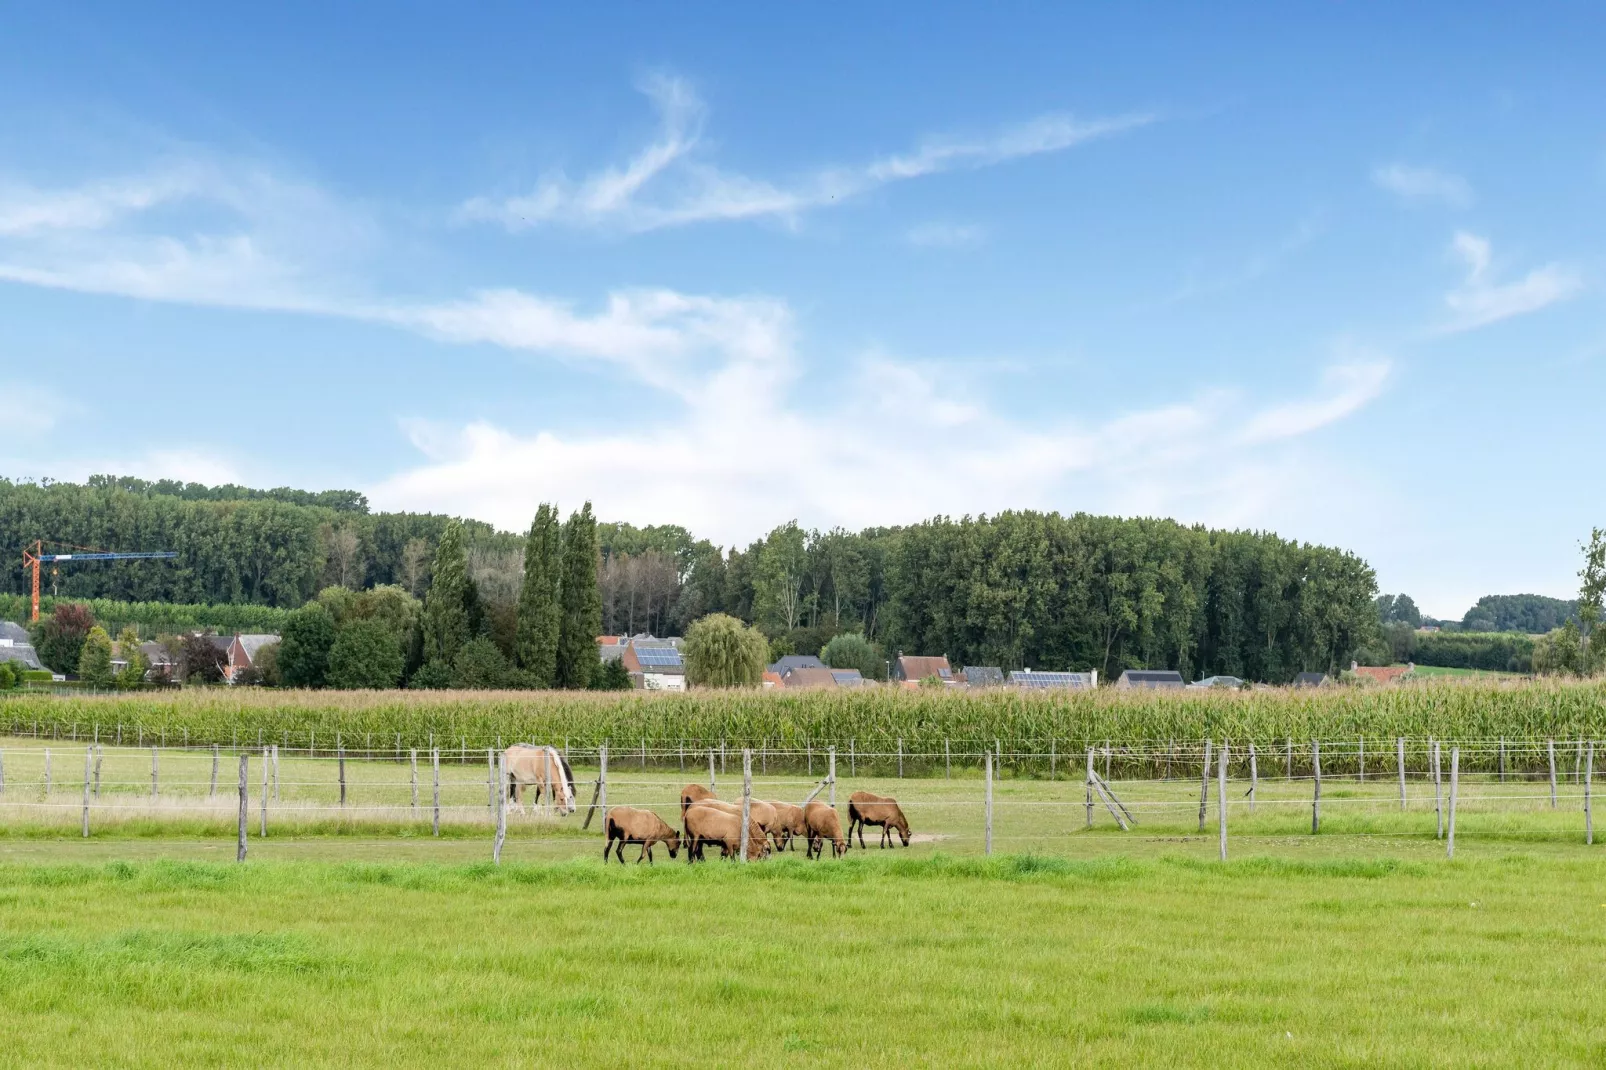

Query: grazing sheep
<box><xmin>693</xmin><ymin>798</ymin><xmax>780</xmax><ymax>845</ymax></box>
<box><xmin>804</xmin><ymin>801</ymin><xmax>847</xmax><ymax>859</ymax></box>
<box><xmin>847</xmin><ymin>791</ymin><xmax>911</xmax><ymax>848</ymax></box>
<box><xmin>680</xmin><ymin>783</ymin><xmax>716</xmax><ymax>814</ymax></box>
<box><xmin>683</xmin><ymin>802</ymin><xmax>769</xmax><ymax>862</ymax></box>
<box><xmin>763</xmin><ymin>800</ymin><xmax>807</xmax><ymax>851</ymax></box>
<box><xmin>603</xmin><ymin>806</ymin><xmax>681</xmax><ymax>864</ymax></box>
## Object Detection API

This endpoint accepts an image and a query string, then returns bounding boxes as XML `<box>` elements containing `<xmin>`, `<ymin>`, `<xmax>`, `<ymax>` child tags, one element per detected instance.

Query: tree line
<box><xmin>2</xmin><ymin>475</ymin><xmax>1385</xmax><ymax>682</ymax></box>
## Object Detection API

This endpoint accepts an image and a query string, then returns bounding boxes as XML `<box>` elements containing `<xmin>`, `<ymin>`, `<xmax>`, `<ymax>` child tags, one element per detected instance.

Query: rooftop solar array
<box><xmin>1008</xmin><ymin>671</ymin><xmax>1092</xmax><ymax>689</ymax></box>
<box><xmin>634</xmin><ymin>646</ymin><xmax>683</xmax><ymax>668</ymax></box>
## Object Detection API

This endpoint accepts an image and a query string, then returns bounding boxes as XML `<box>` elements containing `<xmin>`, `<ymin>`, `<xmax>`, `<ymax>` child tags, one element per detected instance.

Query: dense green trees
<box><xmin>422</xmin><ymin>521</ymin><xmax>472</xmax><ymax>667</ymax></box>
<box><xmin>1414</xmin><ymin>632</ymin><xmax>1533</xmax><ymax>672</ymax></box>
<box><xmin>1461</xmin><ymin>593</ymin><xmax>1578</xmax><ymax>633</ymax></box>
<box><xmin>515</xmin><ymin>504</ymin><xmax>562</xmax><ymax>687</ymax></box>
<box><xmin>33</xmin><ymin>603</ymin><xmax>96</xmax><ymax>674</ymax></box>
<box><xmin>326</xmin><ymin>619</ymin><xmax>406</xmax><ymax>689</ymax></box>
<box><xmin>77</xmin><ymin>626</ymin><xmax>115</xmax><ymax>689</ymax></box>
<box><xmin>556</xmin><ymin>504</ymin><xmax>602</xmax><ymax>689</ymax></box>
<box><xmin>683</xmin><ymin>613</ymin><xmax>767</xmax><ymax>688</ymax></box>
<box><xmin>821</xmin><ymin>632</ymin><xmax>885</xmax><ymax>680</ymax></box>
<box><xmin>279</xmin><ymin>604</ymin><xmax>336</xmax><ymax>687</ymax></box>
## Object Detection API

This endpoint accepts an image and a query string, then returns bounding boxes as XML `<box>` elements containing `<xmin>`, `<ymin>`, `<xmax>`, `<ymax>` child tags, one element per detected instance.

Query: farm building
<box><xmin>0</xmin><ymin>621</ymin><xmax>44</xmax><ymax>672</ymax></box>
<box><xmin>1293</xmin><ymin>671</ymin><xmax>1328</xmax><ymax>688</ymax></box>
<box><xmin>622</xmin><ymin>638</ymin><xmax>686</xmax><ymax>691</ymax></box>
<box><xmin>891</xmin><ymin>654</ymin><xmax>954</xmax><ymax>685</ymax></box>
<box><xmin>1114</xmin><ymin>669</ymin><xmax>1185</xmax><ymax>690</ymax></box>
<box><xmin>768</xmin><ymin>654</ymin><xmax>825</xmax><ymax>676</ymax></box>
<box><xmin>226</xmin><ymin>634</ymin><xmax>279</xmax><ymax>684</ymax></box>
<box><xmin>1189</xmin><ymin>675</ymin><xmax>1244</xmax><ymax>689</ymax></box>
<box><xmin>962</xmin><ymin>666</ymin><xmax>1005</xmax><ymax>688</ymax></box>
<box><xmin>1009</xmin><ymin>669</ymin><xmax>1096</xmax><ymax>690</ymax></box>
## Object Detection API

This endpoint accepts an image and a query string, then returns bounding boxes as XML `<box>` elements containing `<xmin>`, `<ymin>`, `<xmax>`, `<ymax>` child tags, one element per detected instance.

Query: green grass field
<box><xmin>5</xmin><ymin>734</ymin><xmax>1606</xmax><ymax>1065</ymax></box>
<box><xmin>3</xmin><ymin>850</ymin><xmax>1605</xmax><ymax>1067</ymax></box>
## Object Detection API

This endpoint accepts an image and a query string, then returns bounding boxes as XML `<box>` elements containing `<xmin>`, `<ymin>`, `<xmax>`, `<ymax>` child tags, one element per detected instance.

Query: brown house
<box><xmin>891</xmin><ymin>654</ymin><xmax>953</xmax><ymax>685</ymax></box>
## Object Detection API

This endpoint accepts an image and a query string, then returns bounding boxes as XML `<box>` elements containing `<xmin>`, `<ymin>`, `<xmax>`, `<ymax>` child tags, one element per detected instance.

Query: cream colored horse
<box><xmin>504</xmin><ymin>744</ymin><xmax>576</xmax><ymax>816</ymax></box>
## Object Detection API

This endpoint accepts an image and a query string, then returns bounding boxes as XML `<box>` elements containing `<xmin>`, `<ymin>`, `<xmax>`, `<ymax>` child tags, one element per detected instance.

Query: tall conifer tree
<box><xmin>556</xmin><ymin>502</ymin><xmax>602</xmax><ymax>689</ymax></box>
<box><xmin>516</xmin><ymin>503</ymin><xmax>562</xmax><ymax>688</ymax></box>
<box><xmin>422</xmin><ymin>519</ymin><xmax>471</xmax><ymax>666</ymax></box>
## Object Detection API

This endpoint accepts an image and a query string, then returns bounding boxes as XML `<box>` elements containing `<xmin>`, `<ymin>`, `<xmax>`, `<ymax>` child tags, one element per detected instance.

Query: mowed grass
<box><xmin>2</xmin><ymin>851</ymin><xmax>1606</xmax><ymax>1067</ymax></box>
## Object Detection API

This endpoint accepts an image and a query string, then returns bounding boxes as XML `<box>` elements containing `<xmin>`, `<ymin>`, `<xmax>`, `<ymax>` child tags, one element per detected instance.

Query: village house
<box><xmin>1113</xmin><ymin>669</ymin><xmax>1185</xmax><ymax>690</ymax></box>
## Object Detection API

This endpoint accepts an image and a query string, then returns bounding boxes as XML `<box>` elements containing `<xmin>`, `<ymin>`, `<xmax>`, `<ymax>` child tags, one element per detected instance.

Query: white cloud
<box><xmin>1372</xmin><ymin>163</ymin><xmax>1474</xmax><ymax>208</ymax></box>
<box><xmin>1439</xmin><ymin>230</ymin><xmax>1582</xmax><ymax>333</ymax></box>
<box><xmin>1237</xmin><ymin>359</ymin><xmax>1390</xmax><ymax>445</ymax></box>
<box><xmin>905</xmin><ymin>222</ymin><xmax>987</xmax><ymax>248</ymax></box>
<box><xmin>459</xmin><ymin>76</ymin><xmax>1153</xmax><ymax>233</ymax></box>
<box><xmin>367</xmin><ymin>284</ymin><xmax>1389</xmax><ymax>544</ymax></box>
<box><xmin>0</xmin><ymin>157</ymin><xmax>372</xmax><ymax>312</ymax></box>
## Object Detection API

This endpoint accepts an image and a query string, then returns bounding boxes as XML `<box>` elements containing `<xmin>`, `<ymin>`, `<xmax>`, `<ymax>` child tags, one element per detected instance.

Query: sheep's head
<box><xmin>666</xmin><ymin>830</ymin><xmax>682</xmax><ymax>858</ymax></box>
<box><xmin>896</xmin><ymin>820</ymin><xmax>911</xmax><ymax>846</ymax></box>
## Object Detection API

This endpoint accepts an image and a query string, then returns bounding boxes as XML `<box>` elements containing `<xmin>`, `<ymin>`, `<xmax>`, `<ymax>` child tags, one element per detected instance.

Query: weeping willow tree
<box><xmin>683</xmin><ymin>613</ymin><xmax>767</xmax><ymax>688</ymax></box>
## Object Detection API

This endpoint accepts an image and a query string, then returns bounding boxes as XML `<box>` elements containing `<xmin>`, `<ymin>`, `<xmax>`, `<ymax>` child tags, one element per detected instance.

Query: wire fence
<box><xmin>1</xmin><ymin>734</ymin><xmax>1602</xmax><ymax>864</ymax></box>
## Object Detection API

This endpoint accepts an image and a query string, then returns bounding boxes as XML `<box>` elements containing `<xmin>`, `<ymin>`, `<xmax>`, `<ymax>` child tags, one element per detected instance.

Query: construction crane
<box><xmin>20</xmin><ymin>541</ymin><xmax>178</xmax><ymax>622</ymax></box>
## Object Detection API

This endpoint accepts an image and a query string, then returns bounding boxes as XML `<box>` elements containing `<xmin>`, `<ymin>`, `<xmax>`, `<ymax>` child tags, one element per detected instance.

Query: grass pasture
<box><xmin>3</xmin><ymin>851</ymin><xmax>1606</xmax><ymax>1066</ymax></box>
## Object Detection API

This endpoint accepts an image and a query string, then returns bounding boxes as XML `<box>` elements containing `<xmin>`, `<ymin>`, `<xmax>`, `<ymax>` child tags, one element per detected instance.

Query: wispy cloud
<box><xmin>904</xmin><ymin>221</ymin><xmax>987</xmax><ymax>248</ymax></box>
<box><xmin>1439</xmin><ymin>230</ymin><xmax>1582</xmax><ymax>333</ymax></box>
<box><xmin>458</xmin><ymin>76</ymin><xmax>1154</xmax><ymax>233</ymax></box>
<box><xmin>367</xmin><ymin>282</ymin><xmax>1388</xmax><ymax>544</ymax></box>
<box><xmin>1237</xmin><ymin>358</ymin><xmax>1390</xmax><ymax>445</ymax></box>
<box><xmin>1372</xmin><ymin>163</ymin><xmax>1474</xmax><ymax>208</ymax></box>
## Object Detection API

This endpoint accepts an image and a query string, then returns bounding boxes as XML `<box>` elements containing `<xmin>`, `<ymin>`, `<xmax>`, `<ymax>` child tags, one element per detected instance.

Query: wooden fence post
<box><xmin>708</xmin><ymin>747</ymin><xmax>716</xmax><ymax>792</ymax></box>
<box><xmin>410</xmin><ymin>749</ymin><xmax>419</xmax><ymax>811</ymax></box>
<box><xmin>1248</xmin><ymin>742</ymin><xmax>1258</xmax><ymax>814</ymax></box>
<box><xmin>81</xmin><ymin>748</ymin><xmax>91</xmax><ymax>838</ymax></box>
<box><xmin>0</xmin><ymin>748</ymin><xmax>5</xmax><ymax>795</ymax></box>
<box><xmin>339</xmin><ymin>748</ymin><xmax>348</xmax><ymax>808</ymax></box>
<box><xmin>1549</xmin><ymin>739</ymin><xmax>1558</xmax><ymax>809</ymax></box>
<box><xmin>1218</xmin><ymin>742</ymin><xmax>1228</xmax><ymax>862</ymax></box>
<box><xmin>1049</xmin><ymin>739</ymin><xmax>1055</xmax><ymax>781</ymax></box>
<box><xmin>150</xmin><ymin>746</ymin><xmax>157</xmax><ymax>798</ymax></box>
<box><xmin>486</xmin><ymin>748</ymin><xmax>495</xmax><ymax>815</ymax></box>
<box><xmin>210</xmin><ymin>743</ymin><xmax>219</xmax><ymax>797</ymax></box>
<box><xmin>850</xmin><ymin>738</ymin><xmax>856</xmax><ymax>778</ymax></box>
<box><xmin>1499</xmin><ymin>737</ymin><xmax>1507</xmax><ymax>783</ymax></box>
<box><xmin>494</xmin><ymin>753</ymin><xmax>507</xmax><ymax>865</ymax></box>
<box><xmin>1447</xmin><ymin>746</ymin><xmax>1459</xmax><ymax>859</ymax></box>
<box><xmin>641</xmin><ymin>737</ymin><xmax>647</xmax><ymax>771</ymax></box>
<box><xmin>1358</xmin><ymin>737</ymin><xmax>1365</xmax><ymax>782</ymax></box>
<box><xmin>945</xmin><ymin>738</ymin><xmax>951</xmax><ymax>780</ymax></box>
<box><xmin>236</xmin><ymin>754</ymin><xmax>248</xmax><ymax>863</ymax></box>
<box><xmin>1085</xmin><ymin>748</ymin><xmax>1095</xmax><ymax>829</ymax></box>
<box><xmin>1104</xmin><ymin>741</ymin><xmax>1111</xmax><ymax>782</ymax></box>
<box><xmin>740</xmin><ymin>749</ymin><xmax>753</xmax><ymax>864</ymax></box>
<box><xmin>432</xmin><ymin>748</ymin><xmax>441</xmax><ymax>837</ymax></box>
<box><xmin>897</xmin><ymin>738</ymin><xmax>904</xmax><ymax>779</ymax></box>
<box><xmin>1197</xmin><ymin>740</ymin><xmax>1213</xmax><ymax>833</ymax></box>
<box><xmin>984</xmin><ymin>749</ymin><xmax>993</xmax><ymax>856</ymax></box>
<box><xmin>1286</xmin><ymin>736</ymin><xmax>1293</xmax><ymax>780</ymax></box>
<box><xmin>679</xmin><ymin>740</ymin><xmax>684</xmax><ymax>772</ymax></box>
<box><xmin>1397</xmin><ymin>737</ymin><xmax>1406</xmax><ymax>811</ymax></box>
<box><xmin>93</xmin><ymin>745</ymin><xmax>102</xmax><ymax>797</ymax></box>
<box><xmin>1311</xmin><ymin>740</ymin><xmax>1321</xmax><ymax>834</ymax></box>
<box><xmin>599</xmin><ymin>745</ymin><xmax>609</xmax><ymax>823</ymax></box>
<box><xmin>828</xmin><ymin>747</ymin><xmax>836</xmax><ymax>806</ymax></box>
<box><xmin>43</xmin><ymin>748</ymin><xmax>51</xmax><ymax>794</ymax></box>
<box><xmin>260</xmin><ymin>748</ymin><xmax>269</xmax><ymax>837</ymax></box>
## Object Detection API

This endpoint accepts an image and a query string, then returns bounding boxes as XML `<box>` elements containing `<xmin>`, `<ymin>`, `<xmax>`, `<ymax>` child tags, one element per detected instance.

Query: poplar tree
<box><xmin>555</xmin><ymin>502</ymin><xmax>602</xmax><ymax>689</ymax></box>
<box><xmin>423</xmin><ymin>520</ymin><xmax>471</xmax><ymax>667</ymax></box>
<box><xmin>515</xmin><ymin>503</ymin><xmax>562</xmax><ymax>688</ymax></box>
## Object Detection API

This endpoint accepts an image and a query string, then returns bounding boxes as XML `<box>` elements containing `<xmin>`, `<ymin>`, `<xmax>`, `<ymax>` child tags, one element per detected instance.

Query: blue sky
<box><xmin>1</xmin><ymin>4</ymin><xmax>1603</xmax><ymax>618</ymax></box>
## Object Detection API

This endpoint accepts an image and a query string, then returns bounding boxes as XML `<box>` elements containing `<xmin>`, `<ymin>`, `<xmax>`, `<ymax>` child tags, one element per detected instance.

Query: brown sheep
<box><xmin>603</xmin><ymin>806</ymin><xmax>681</xmax><ymax>864</ymax></box>
<box><xmin>694</xmin><ymin>798</ymin><xmax>780</xmax><ymax>846</ymax></box>
<box><xmin>683</xmin><ymin>802</ymin><xmax>769</xmax><ymax>862</ymax></box>
<box><xmin>680</xmin><ymin>783</ymin><xmax>716</xmax><ymax>814</ymax></box>
<box><xmin>804</xmin><ymin>801</ymin><xmax>847</xmax><ymax>859</ymax></box>
<box><xmin>763</xmin><ymin>800</ymin><xmax>807</xmax><ymax>851</ymax></box>
<box><xmin>848</xmin><ymin>791</ymin><xmax>911</xmax><ymax>848</ymax></box>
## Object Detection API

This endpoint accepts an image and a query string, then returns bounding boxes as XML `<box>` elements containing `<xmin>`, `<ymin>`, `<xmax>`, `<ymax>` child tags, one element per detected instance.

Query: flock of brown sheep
<box><xmin>602</xmin><ymin>786</ymin><xmax>911</xmax><ymax>864</ymax></box>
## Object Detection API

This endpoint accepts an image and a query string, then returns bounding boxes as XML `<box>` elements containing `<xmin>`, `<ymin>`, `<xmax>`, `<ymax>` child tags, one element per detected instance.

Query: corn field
<box><xmin>5</xmin><ymin>678</ymin><xmax>1606</xmax><ymax>776</ymax></box>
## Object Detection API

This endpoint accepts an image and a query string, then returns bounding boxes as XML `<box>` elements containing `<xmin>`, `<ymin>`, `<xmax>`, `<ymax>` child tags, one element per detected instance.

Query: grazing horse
<box><xmin>504</xmin><ymin>744</ymin><xmax>576</xmax><ymax>816</ymax></box>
